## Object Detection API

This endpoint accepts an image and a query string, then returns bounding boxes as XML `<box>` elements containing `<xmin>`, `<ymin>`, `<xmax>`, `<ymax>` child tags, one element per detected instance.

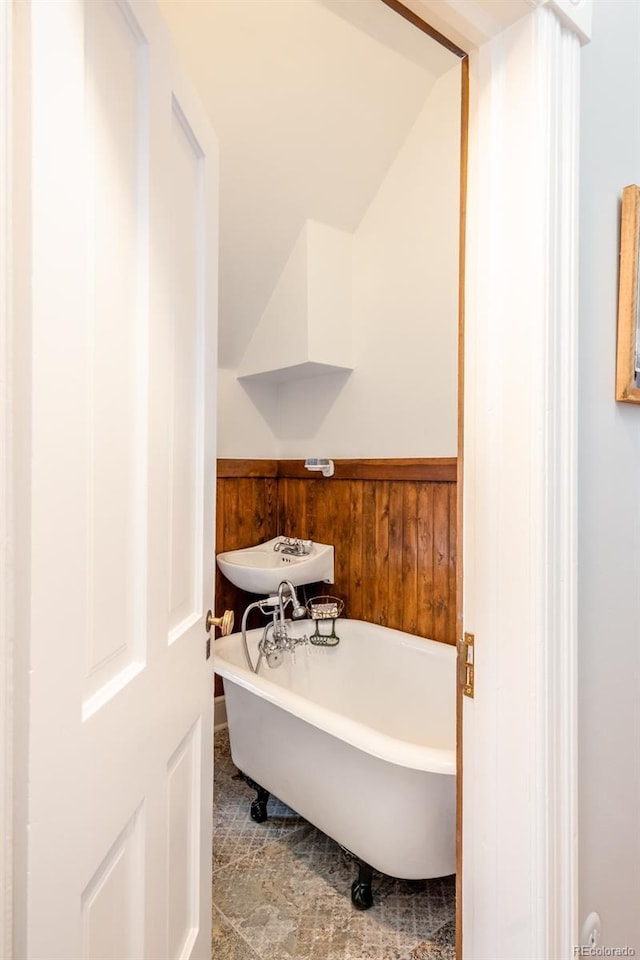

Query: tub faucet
<box><xmin>261</xmin><ymin>581</ymin><xmax>308</xmax><ymax>667</ymax></box>
<box><xmin>240</xmin><ymin>583</ymin><xmax>308</xmax><ymax>673</ymax></box>
<box><xmin>277</xmin><ymin>579</ymin><xmax>306</xmax><ymax>623</ymax></box>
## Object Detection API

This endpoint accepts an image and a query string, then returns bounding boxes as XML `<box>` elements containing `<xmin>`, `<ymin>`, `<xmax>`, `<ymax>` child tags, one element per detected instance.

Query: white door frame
<box><xmin>0</xmin><ymin>0</ymin><xmax>590</xmax><ymax>957</ymax></box>
<box><xmin>1</xmin><ymin>0</ymin><xmax>14</xmax><ymax>955</ymax></box>
<box><xmin>414</xmin><ymin>0</ymin><xmax>589</xmax><ymax>956</ymax></box>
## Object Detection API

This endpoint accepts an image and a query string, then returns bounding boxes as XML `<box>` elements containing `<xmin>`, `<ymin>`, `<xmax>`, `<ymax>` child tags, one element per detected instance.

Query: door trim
<box><xmin>458</xmin><ymin>2</ymin><xmax>588</xmax><ymax>956</ymax></box>
<box><xmin>455</xmin><ymin>55</ymin><xmax>469</xmax><ymax>960</ymax></box>
<box><xmin>0</xmin><ymin>0</ymin><xmax>13</xmax><ymax>953</ymax></box>
<box><xmin>397</xmin><ymin>0</ymin><xmax>589</xmax><ymax>957</ymax></box>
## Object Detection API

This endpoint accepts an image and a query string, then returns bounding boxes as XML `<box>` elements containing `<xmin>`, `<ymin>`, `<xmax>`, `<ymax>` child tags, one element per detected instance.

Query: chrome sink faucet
<box><xmin>273</xmin><ymin>536</ymin><xmax>312</xmax><ymax>556</ymax></box>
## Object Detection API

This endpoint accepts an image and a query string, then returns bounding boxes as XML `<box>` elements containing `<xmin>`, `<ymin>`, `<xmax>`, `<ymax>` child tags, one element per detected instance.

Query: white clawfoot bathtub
<box><xmin>214</xmin><ymin>617</ymin><xmax>456</xmax><ymax>894</ymax></box>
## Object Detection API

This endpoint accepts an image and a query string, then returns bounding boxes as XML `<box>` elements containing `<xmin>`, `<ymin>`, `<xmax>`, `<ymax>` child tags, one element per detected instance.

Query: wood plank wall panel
<box><xmin>276</xmin><ymin>473</ymin><xmax>457</xmax><ymax>646</ymax></box>
<box><xmin>214</xmin><ymin>473</ymin><xmax>278</xmax><ymax>695</ymax></box>
<box><xmin>214</xmin><ymin>460</ymin><xmax>457</xmax><ymax>660</ymax></box>
<box><xmin>402</xmin><ymin>483</ymin><xmax>419</xmax><ymax>635</ymax></box>
<box><xmin>417</xmin><ymin>483</ymin><xmax>434</xmax><ymax>639</ymax></box>
<box><xmin>348</xmin><ymin>481</ymin><xmax>365</xmax><ymax>622</ymax></box>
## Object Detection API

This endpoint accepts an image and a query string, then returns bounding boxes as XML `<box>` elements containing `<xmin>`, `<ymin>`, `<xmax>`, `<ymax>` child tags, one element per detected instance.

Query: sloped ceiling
<box><xmin>157</xmin><ymin>0</ymin><xmax>459</xmax><ymax>367</ymax></box>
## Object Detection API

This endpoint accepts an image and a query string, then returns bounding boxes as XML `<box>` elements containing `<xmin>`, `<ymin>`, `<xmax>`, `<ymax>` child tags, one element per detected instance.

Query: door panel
<box><xmin>167</xmin><ymin>720</ymin><xmax>201</xmax><ymax>960</ymax></box>
<box><xmin>25</xmin><ymin>1</ymin><xmax>218</xmax><ymax>957</ymax></box>
<box><xmin>84</xmin><ymin>0</ymin><xmax>149</xmax><ymax>713</ymax></box>
<box><xmin>81</xmin><ymin>806</ymin><xmax>145</xmax><ymax>960</ymax></box>
<box><xmin>167</xmin><ymin>99</ymin><xmax>205</xmax><ymax>641</ymax></box>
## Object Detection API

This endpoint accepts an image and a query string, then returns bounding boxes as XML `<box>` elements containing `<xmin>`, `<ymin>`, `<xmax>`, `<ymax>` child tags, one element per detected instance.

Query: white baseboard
<box><xmin>214</xmin><ymin>695</ymin><xmax>227</xmax><ymax>732</ymax></box>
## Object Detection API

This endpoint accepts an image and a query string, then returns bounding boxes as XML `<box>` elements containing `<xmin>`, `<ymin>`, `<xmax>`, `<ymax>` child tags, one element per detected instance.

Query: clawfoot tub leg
<box><xmin>351</xmin><ymin>859</ymin><xmax>374</xmax><ymax>910</ymax></box>
<box><xmin>243</xmin><ymin>775</ymin><xmax>270</xmax><ymax>823</ymax></box>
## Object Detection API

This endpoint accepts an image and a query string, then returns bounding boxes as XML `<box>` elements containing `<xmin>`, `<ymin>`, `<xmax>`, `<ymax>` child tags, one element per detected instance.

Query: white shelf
<box><xmin>237</xmin><ymin>359</ymin><xmax>353</xmax><ymax>385</ymax></box>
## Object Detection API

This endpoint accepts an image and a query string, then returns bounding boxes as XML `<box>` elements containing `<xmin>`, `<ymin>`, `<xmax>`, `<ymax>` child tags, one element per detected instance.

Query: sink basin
<box><xmin>216</xmin><ymin>537</ymin><xmax>334</xmax><ymax>594</ymax></box>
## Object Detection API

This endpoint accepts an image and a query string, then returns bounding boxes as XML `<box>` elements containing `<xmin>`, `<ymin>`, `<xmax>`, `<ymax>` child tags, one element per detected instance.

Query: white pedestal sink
<box><xmin>216</xmin><ymin>537</ymin><xmax>334</xmax><ymax>594</ymax></box>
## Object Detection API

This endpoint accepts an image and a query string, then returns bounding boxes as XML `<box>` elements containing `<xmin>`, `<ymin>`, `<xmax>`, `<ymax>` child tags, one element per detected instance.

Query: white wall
<box><xmin>158</xmin><ymin>0</ymin><xmax>455</xmax><ymax>373</ymax></box>
<box><xmin>216</xmin><ymin>369</ymin><xmax>281</xmax><ymax>459</ymax></box>
<box><xmin>579</xmin><ymin>0</ymin><xmax>640</xmax><ymax>950</ymax></box>
<box><xmin>219</xmin><ymin>62</ymin><xmax>461</xmax><ymax>459</ymax></box>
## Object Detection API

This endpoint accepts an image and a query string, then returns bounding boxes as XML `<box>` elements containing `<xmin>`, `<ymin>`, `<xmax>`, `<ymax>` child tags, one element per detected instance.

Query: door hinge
<box><xmin>459</xmin><ymin>632</ymin><xmax>474</xmax><ymax>698</ymax></box>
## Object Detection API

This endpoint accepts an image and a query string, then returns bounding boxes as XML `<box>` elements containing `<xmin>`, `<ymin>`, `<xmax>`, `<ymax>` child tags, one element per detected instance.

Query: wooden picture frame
<box><xmin>616</xmin><ymin>184</ymin><xmax>640</xmax><ymax>404</ymax></box>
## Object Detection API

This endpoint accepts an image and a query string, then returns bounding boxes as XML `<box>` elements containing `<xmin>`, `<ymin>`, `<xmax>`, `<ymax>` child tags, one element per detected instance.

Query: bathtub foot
<box><xmin>244</xmin><ymin>777</ymin><xmax>270</xmax><ymax>823</ymax></box>
<box><xmin>351</xmin><ymin>860</ymin><xmax>374</xmax><ymax>910</ymax></box>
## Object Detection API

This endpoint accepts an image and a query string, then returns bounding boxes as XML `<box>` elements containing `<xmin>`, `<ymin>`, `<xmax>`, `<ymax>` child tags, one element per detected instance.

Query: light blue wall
<box><xmin>579</xmin><ymin>0</ymin><xmax>640</xmax><ymax>949</ymax></box>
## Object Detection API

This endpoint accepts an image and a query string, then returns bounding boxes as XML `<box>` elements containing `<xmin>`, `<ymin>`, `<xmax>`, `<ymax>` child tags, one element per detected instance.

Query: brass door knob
<box><xmin>206</xmin><ymin>609</ymin><xmax>234</xmax><ymax>636</ymax></box>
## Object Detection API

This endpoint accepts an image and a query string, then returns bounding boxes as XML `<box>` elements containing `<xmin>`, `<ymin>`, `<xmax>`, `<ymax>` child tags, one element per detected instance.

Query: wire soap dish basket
<box><xmin>305</xmin><ymin>596</ymin><xmax>344</xmax><ymax>646</ymax></box>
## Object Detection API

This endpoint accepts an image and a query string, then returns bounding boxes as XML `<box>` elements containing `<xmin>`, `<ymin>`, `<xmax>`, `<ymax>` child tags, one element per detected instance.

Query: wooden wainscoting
<box><xmin>215</xmin><ymin>460</ymin><xmax>279</xmax><ymax>644</ymax></box>
<box><xmin>215</xmin><ymin>459</ymin><xmax>457</xmax><ymax>696</ymax></box>
<box><xmin>277</xmin><ymin>459</ymin><xmax>457</xmax><ymax>643</ymax></box>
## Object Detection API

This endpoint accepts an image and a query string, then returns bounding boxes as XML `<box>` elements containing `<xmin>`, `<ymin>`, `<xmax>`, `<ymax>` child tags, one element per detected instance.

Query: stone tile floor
<box><xmin>212</xmin><ymin>728</ymin><xmax>455</xmax><ymax>960</ymax></box>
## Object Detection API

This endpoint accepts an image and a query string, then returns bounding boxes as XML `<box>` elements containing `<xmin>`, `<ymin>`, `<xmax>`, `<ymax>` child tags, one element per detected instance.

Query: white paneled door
<box><xmin>23</xmin><ymin>1</ymin><xmax>217</xmax><ymax>957</ymax></box>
